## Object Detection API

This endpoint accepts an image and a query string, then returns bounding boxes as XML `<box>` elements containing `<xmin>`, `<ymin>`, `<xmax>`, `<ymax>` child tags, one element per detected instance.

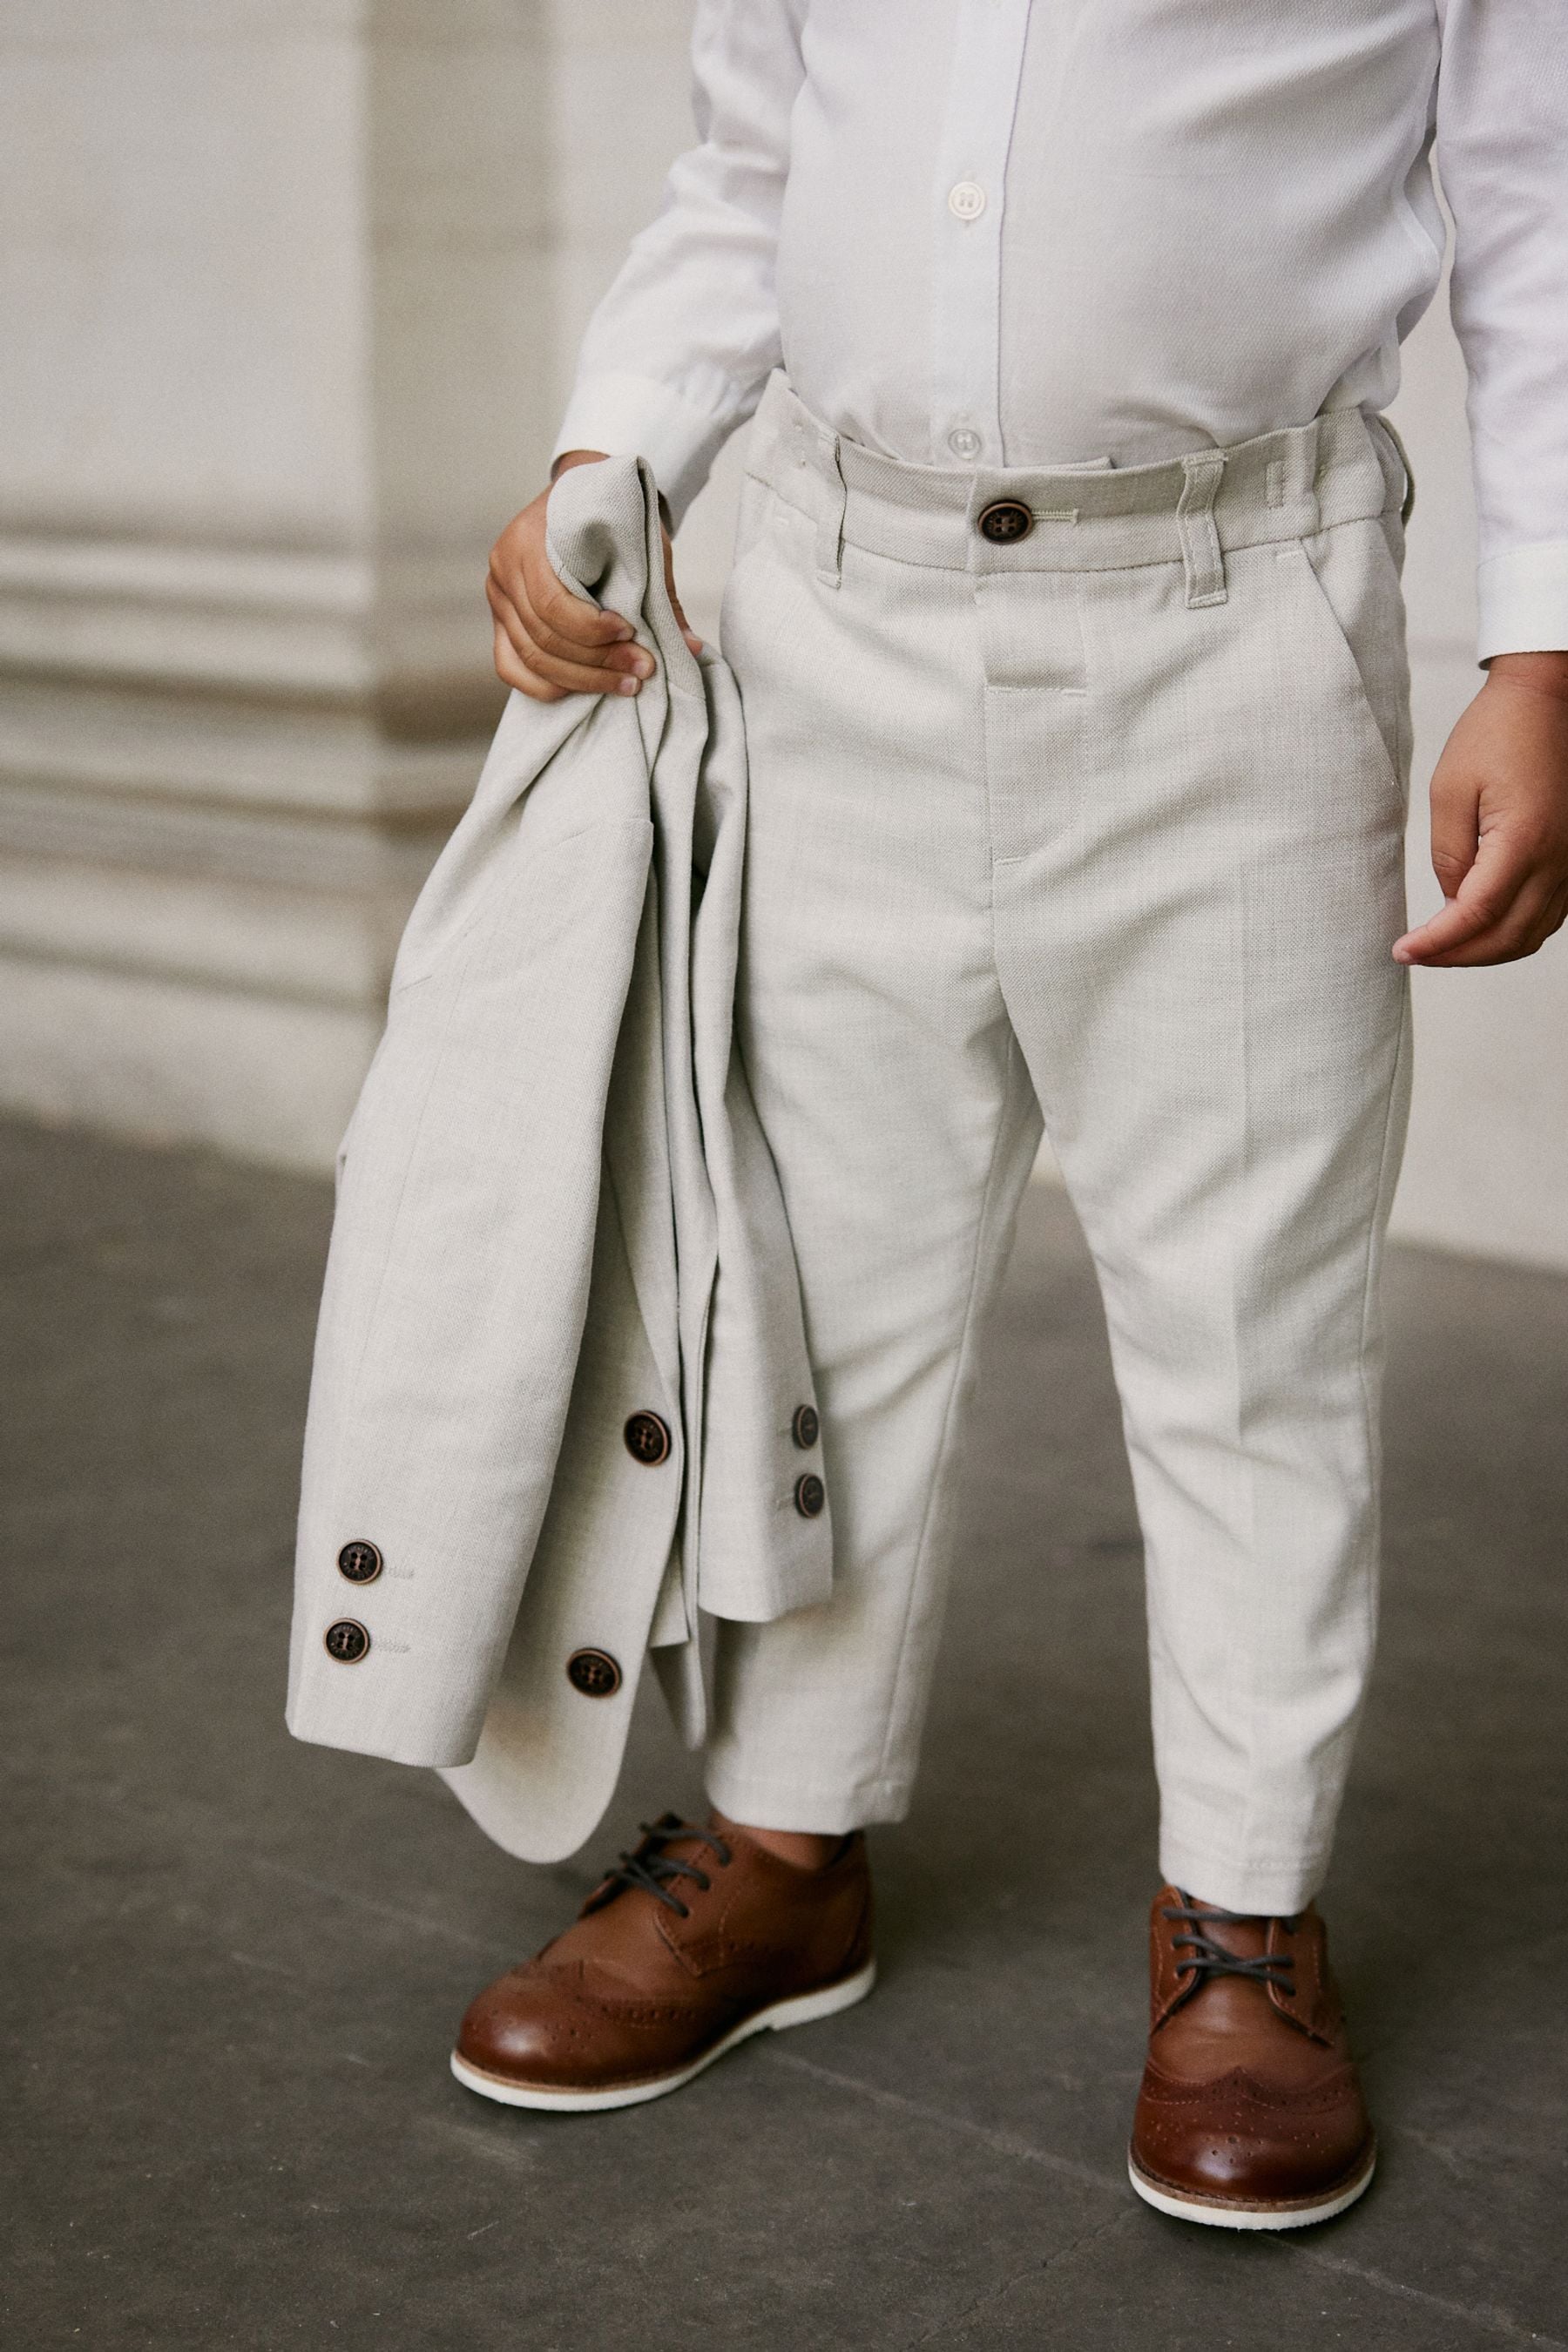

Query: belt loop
<box><xmin>814</xmin><ymin>431</ymin><xmax>848</xmax><ymax>589</ymax></box>
<box><xmin>1281</xmin><ymin>416</ymin><xmax>1321</xmax><ymax>525</ymax></box>
<box><xmin>1375</xmin><ymin>412</ymin><xmax>1416</xmax><ymax>528</ymax></box>
<box><xmin>1177</xmin><ymin>450</ymin><xmax>1227</xmax><ymax>608</ymax></box>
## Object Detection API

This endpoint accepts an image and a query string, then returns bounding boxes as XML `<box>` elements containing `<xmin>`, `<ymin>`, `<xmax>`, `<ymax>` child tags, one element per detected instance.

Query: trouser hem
<box><xmin>1158</xmin><ymin>1835</ymin><xmax>1330</xmax><ymax>1918</ymax></box>
<box><xmin>703</xmin><ymin>1763</ymin><xmax>913</xmax><ymax>1837</ymax></box>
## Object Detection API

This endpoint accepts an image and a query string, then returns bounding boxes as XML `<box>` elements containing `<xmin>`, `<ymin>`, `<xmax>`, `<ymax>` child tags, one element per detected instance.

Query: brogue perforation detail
<box><xmin>1139</xmin><ymin>2059</ymin><xmax>1361</xmax><ymax>2116</ymax></box>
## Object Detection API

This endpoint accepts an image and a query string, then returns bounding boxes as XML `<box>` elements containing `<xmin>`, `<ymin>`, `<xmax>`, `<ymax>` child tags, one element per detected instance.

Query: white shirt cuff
<box><xmin>1477</xmin><ymin>540</ymin><xmax>1568</xmax><ymax>662</ymax></box>
<box><xmin>551</xmin><ymin>370</ymin><xmax>740</xmax><ymax>535</ymax></box>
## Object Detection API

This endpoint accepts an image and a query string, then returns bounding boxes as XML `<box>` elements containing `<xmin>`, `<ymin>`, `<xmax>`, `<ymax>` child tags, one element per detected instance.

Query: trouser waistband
<box><xmin>744</xmin><ymin>368</ymin><xmax>1411</xmax><ymax>606</ymax></box>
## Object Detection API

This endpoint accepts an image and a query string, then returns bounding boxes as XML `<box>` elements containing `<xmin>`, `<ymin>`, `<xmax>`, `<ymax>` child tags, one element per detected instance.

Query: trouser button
<box><xmin>977</xmin><ymin>498</ymin><xmax>1033</xmax><ymax>544</ymax></box>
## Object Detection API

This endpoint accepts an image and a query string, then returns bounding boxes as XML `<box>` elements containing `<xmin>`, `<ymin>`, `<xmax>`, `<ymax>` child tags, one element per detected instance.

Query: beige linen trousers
<box><xmin>700</xmin><ymin>370</ymin><xmax>1415</xmax><ymax>1916</ymax></box>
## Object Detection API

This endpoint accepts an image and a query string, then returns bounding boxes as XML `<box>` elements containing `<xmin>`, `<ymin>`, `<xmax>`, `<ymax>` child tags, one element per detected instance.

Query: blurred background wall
<box><xmin>3</xmin><ymin>0</ymin><xmax>1565</xmax><ymax>1265</ymax></box>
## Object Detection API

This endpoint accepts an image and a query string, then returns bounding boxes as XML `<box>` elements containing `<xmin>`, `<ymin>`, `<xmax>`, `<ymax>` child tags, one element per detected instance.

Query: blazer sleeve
<box><xmin>550</xmin><ymin>0</ymin><xmax>808</xmax><ymax>533</ymax></box>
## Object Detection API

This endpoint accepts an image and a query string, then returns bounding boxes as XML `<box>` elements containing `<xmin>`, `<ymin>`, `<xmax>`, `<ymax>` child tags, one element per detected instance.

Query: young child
<box><xmin>454</xmin><ymin>3</ymin><xmax>1567</xmax><ymax>2226</ymax></box>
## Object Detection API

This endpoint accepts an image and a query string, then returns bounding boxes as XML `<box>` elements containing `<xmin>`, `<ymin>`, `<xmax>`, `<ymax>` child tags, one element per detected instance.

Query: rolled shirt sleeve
<box><xmin>551</xmin><ymin>0</ymin><xmax>807</xmax><ymax>533</ymax></box>
<box><xmin>1437</xmin><ymin>0</ymin><xmax>1568</xmax><ymax>659</ymax></box>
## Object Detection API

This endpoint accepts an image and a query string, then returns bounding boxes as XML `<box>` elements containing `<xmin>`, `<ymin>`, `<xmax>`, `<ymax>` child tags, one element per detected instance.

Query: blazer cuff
<box><xmin>551</xmin><ymin>369</ymin><xmax>739</xmax><ymax>536</ymax></box>
<box><xmin>1477</xmin><ymin>540</ymin><xmax>1568</xmax><ymax>663</ymax></box>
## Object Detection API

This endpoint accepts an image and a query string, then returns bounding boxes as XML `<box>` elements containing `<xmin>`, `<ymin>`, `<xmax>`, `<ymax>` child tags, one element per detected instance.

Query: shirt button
<box><xmin>948</xmin><ymin>180</ymin><xmax>986</xmax><ymax>221</ymax></box>
<box><xmin>624</xmin><ymin>1410</ymin><xmax>672</xmax><ymax>1466</ymax></box>
<box><xmin>324</xmin><ymin>1619</ymin><xmax>370</xmax><ymax>1663</ymax></box>
<box><xmin>947</xmin><ymin>427</ymin><xmax>982</xmax><ymax>461</ymax></box>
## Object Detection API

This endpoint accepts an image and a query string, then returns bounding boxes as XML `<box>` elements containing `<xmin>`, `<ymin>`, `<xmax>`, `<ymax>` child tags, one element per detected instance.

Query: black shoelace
<box><xmin>597</xmin><ymin>1814</ymin><xmax>733</xmax><ymax>1919</ymax></box>
<box><xmin>1163</xmin><ymin>1890</ymin><xmax>1297</xmax><ymax>1995</ymax></box>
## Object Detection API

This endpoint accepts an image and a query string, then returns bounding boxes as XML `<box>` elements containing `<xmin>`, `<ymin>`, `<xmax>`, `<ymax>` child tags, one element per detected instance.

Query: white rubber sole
<box><xmin>1127</xmin><ymin>2144</ymin><xmax>1376</xmax><ymax>2231</ymax></box>
<box><xmin>449</xmin><ymin>1957</ymin><xmax>877</xmax><ymax>2113</ymax></box>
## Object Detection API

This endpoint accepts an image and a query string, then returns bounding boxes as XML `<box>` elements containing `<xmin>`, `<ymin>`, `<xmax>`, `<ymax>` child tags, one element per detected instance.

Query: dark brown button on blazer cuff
<box><xmin>794</xmin><ymin>1473</ymin><xmax>826</xmax><ymax>1518</ymax></box>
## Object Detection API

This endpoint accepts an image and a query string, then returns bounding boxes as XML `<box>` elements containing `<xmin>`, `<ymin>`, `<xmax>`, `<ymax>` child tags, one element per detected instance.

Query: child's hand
<box><xmin>1396</xmin><ymin>652</ymin><xmax>1568</xmax><ymax>965</ymax></box>
<box><xmin>485</xmin><ymin>451</ymin><xmax>703</xmax><ymax>704</ymax></box>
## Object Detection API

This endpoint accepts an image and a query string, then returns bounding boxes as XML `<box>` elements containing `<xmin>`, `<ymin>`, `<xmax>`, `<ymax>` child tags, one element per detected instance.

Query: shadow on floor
<box><xmin>3</xmin><ymin>1116</ymin><xmax>1565</xmax><ymax>2350</ymax></box>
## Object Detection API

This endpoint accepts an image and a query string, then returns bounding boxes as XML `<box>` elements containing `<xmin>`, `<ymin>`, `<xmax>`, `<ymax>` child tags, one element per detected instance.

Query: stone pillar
<box><xmin>0</xmin><ymin>0</ymin><xmax>552</xmax><ymax>1167</ymax></box>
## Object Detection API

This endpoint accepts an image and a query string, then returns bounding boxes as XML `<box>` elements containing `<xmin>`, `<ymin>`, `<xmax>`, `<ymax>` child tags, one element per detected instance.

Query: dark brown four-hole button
<box><xmin>791</xmin><ymin>1403</ymin><xmax>820</xmax><ymax>1450</ymax></box>
<box><xmin>337</xmin><ymin>1539</ymin><xmax>382</xmax><ymax>1584</ymax></box>
<box><xmin>324</xmin><ymin>1619</ymin><xmax>370</xmax><ymax>1663</ymax></box>
<box><xmin>624</xmin><ymin>1410</ymin><xmax>672</xmax><ymax>1466</ymax></box>
<box><xmin>794</xmin><ymin>1472</ymin><xmax>826</xmax><ymax>1518</ymax></box>
<box><xmin>977</xmin><ymin>498</ymin><xmax>1034</xmax><ymax>544</ymax></box>
<box><xmin>567</xmin><ymin>1647</ymin><xmax>623</xmax><ymax>1698</ymax></box>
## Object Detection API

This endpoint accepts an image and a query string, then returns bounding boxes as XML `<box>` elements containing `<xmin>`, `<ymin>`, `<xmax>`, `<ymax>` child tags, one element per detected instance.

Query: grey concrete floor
<box><xmin>3</xmin><ymin>1113</ymin><xmax>1566</xmax><ymax>2352</ymax></box>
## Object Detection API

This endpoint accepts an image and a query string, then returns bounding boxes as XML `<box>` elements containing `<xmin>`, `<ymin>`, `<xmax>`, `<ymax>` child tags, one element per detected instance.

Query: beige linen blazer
<box><xmin>286</xmin><ymin>454</ymin><xmax>830</xmax><ymax>1862</ymax></box>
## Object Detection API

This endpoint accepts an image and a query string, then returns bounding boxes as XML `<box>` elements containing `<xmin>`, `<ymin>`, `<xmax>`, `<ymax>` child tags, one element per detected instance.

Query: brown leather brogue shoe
<box><xmin>451</xmin><ymin>1813</ymin><xmax>875</xmax><ymax>2111</ymax></box>
<box><xmin>1129</xmin><ymin>1885</ymin><xmax>1375</xmax><ymax>2228</ymax></box>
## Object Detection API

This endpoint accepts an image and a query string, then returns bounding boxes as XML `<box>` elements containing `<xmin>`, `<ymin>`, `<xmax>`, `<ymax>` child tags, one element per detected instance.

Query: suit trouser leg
<box><xmin>704</xmin><ymin>446</ymin><xmax>1412</xmax><ymax>1916</ymax></box>
<box><xmin>703</xmin><ymin>480</ymin><xmax>1044</xmax><ymax>1831</ymax></box>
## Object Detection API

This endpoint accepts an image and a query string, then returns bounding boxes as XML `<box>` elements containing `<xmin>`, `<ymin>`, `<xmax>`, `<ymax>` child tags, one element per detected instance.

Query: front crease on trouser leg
<box><xmin>704</xmin><ymin>401</ymin><xmax>1411</xmax><ymax>1911</ymax></box>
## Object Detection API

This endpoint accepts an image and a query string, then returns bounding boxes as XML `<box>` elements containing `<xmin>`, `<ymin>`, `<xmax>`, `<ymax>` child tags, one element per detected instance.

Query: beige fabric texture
<box><xmin>287</xmin><ymin>449</ymin><xmax>829</xmax><ymax>1863</ymax></box>
<box><xmin>701</xmin><ymin>371</ymin><xmax>1415</xmax><ymax>1917</ymax></box>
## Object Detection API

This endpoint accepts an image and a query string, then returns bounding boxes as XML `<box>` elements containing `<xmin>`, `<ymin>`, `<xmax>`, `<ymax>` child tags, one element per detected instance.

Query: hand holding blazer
<box><xmin>286</xmin><ymin>453</ymin><xmax>829</xmax><ymax>1862</ymax></box>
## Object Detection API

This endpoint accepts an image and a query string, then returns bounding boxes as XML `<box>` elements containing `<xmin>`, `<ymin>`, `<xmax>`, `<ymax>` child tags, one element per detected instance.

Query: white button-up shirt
<box><xmin>552</xmin><ymin>1</ymin><xmax>1568</xmax><ymax>659</ymax></box>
